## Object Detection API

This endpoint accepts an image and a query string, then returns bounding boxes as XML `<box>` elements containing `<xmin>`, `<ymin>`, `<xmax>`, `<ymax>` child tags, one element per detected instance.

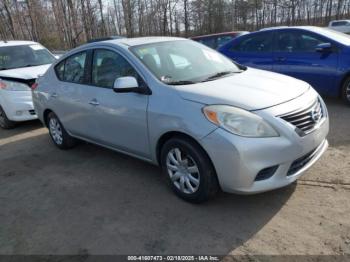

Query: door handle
<box><xmin>51</xmin><ymin>93</ymin><xmax>58</xmax><ymax>98</ymax></box>
<box><xmin>89</xmin><ymin>99</ymin><xmax>100</xmax><ymax>106</ymax></box>
<box><xmin>276</xmin><ymin>57</ymin><xmax>286</xmax><ymax>62</ymax></box>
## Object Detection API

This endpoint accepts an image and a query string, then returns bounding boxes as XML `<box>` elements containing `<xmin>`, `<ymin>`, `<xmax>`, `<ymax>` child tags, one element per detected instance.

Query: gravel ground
<box><xmin>0</xmin><ymin>98</ymin><xmax>349</xmax><ymax>257</ymax></box>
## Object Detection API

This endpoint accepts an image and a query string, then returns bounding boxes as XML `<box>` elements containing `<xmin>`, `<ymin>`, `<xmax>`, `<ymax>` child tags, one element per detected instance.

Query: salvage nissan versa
<box><xmin>32</xmin><ymin>37</ymin><xmax>329</xmax><ymax>202</ymax></box>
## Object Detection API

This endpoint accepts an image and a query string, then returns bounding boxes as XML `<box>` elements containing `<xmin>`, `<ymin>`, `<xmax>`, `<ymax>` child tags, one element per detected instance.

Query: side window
<box><xmin>298</xmin><ymin>33</ymin><xmax>327</xmax><ymax>52</ymax></box>
<box><xmin>277</xmin><ymin>32</ymin><xmax>297</xmax><ymax>52</ymax></box>
<box><xmin>64</xmin><ymin>52</ymin><xmax>87</xmax><ymax>83</ymax></box>
<box><xmin>217</xmin><ymin>35</ymin><xmax>233</xmax><ymax>48</ymax></box>
<box><xmin>200</xmin><ymin>37</ymin><xmax>216</xmax><ymax>49</ymax></box>
<box><xmin>230</xmin><ymin>33</ymin><xmax>272</xmax><ymax>52</ymax></box>
<box><xmin>277</xmin><ymin>31</ymin><xmax>327</xmax><ymax>52</ymax></box>
<box><xmin>55</xmin><ymin>52</ymin><xmax>87</xmax><ymax>83</ymax></box>
<box><xmin>55</xmin><ymin>60</ymin><xmax>65</xmax><ymax>80</ymax></box>
<box><xmin>92</xmin><ymin>49</ymin><xmax>139</xmax><ymax>88</ymax></box>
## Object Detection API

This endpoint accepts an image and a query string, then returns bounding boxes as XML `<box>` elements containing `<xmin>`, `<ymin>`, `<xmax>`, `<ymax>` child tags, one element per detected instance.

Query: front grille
<box><xmin>29</xmin><ymin>110</ymin><xmax>36</xmax><ymax>115</ymax></box>
<box><xmin>279</xmin><ymin>98</ymin><xmax>324</xmax><ymax>136</ymax></box>
<box><xmin>287</xmin><ymin>147</ymin><xmax>319</xmax><ymax>176</ymax></box>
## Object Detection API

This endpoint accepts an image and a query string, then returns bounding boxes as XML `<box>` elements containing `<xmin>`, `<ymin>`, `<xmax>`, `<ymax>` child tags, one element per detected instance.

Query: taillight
<box><xmin>31</xmin><ymin>83</ymin><xmax>39</xmax><ymax>90</ymax></box>
<box><xmin>0</xmin><ymin>81</ymin><xmax>7</xmax><ymax>89</ymax></box>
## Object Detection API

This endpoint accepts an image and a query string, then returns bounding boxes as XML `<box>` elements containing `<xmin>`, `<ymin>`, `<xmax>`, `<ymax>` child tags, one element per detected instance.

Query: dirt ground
<box><xmin>0</xmin><ymin>98</ymin><xmax>349</xmax><ymax>257</ymax></box>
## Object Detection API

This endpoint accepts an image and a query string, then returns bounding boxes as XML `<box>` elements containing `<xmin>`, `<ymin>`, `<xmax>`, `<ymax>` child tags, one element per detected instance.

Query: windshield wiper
<box><xmin>166</xmin><ymin>80</ymin><xmax>197</xmax><ymax>85</ymax></box>
<box><xmin>22</xmin><ymin>64</ymin><xmax>39</xmax><ymax>67</ymax></box>
<box><xmin>202</xmin><ymin>71</ymin><xmax>237</xmax><ymax>82</ymax></box>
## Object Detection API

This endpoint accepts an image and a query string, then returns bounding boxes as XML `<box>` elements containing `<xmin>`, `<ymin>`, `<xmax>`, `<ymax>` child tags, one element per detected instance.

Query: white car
<box><xmin>0</xmin><ymin>41</ymin><xmax>56</xmax><ymax>129</ymax></box>
<box><xmin>328</xmin><ymin>20</ymin><xmax>350</xmax><ymax>34</ymax></box>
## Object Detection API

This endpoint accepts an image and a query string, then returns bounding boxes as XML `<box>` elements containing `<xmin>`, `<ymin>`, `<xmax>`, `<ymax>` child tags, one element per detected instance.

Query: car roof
<box><xmin>256</xmin><ymin>26</ymin><xmax>350</xmax><ymax>46</ymax></box>
<box><xmin>103</xmin><ymin>36</ymin><xmax>186</xmax><ymax>47</ymax></box>
<box><xmin>0</xmin><ymin>40</ymin><xmax>37</xmax><ymax>47</ymax></box>
<box><xmin>191</xmin><ymin>31</ymin><xmax>249</xmax><ymax>39</ymax></box>
<box><xmin>259</xmin><ymin>26</ymin><xmax>323</xmax><ymax>32</ymax></box>
<box><xmin>330</xmin><ymin>20</ymin><xmax>350</xmax><ymax>22</ymax></box>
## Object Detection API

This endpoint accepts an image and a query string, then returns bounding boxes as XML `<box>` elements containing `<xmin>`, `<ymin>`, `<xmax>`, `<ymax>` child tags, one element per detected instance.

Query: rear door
<box><xmin>220</xmin><ymin>31</ymin><xmax>275</xmax><ymax>71</ymax></box>
<box><xmin>53</xmin><ymin>50</ymin><xmax>100</xmax><ymax>140</ymax></box>
<box><xmin>272</xmin><ymin>29</ymin><xmax>339</xmax><ymax>94</ymax></box>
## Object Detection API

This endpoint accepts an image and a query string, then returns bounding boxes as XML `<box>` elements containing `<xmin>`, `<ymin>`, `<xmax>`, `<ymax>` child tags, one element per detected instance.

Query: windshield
<box><xmin>315</xmin><ymin>27</ymin><xmax>350</xmax><ymax>45</ymax></box>
<box><xmin>0</xmin><ymin>44</ymin><xmax>56</xmax><ymax>70</ymax></box>
<box><xmin>131</xmin><ymin>40</ymin><xmax>241</xmax><ymax>84</ymax></box>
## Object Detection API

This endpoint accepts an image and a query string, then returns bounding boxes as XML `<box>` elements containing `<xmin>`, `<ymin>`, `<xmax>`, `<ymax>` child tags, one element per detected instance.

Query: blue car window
<box><xmin>277</xmin><ymin>31</ymin><xmax>327</xmax><ymax>52</ymax></box>
<box><xmin>199</xmin><ymin>38</ymin><xmax>216</xmax><ymax>49</ymax></box>
<box><xmin>230</xmin><ymin>33</ymin><xmax>272</xmax><ymax>52</ymax></box>
<box><xmin>217</xmin><ymin>36</ymin><xmax>234</xmax><ymax>48</ymax></box>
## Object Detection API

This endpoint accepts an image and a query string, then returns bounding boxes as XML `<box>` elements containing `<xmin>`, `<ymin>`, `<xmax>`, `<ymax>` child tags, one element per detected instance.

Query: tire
<box><xmin>160</xmin><ymin>137</ymin><xmax>219</xmax><ymax>203</ymax></box>
<box><xmin>47</xmin><ymin>112</ymin><xmax>77</xmax><ymax>149</ymax></box>
<box><xmin>341</xmin><ymin>77</ymin><xmax>350</xmax><ymax>106</ymax></box>
<box><xmin>0</xmin><ymin>106</ymin><xmax>16</xmax><ymax>129</ymax></box>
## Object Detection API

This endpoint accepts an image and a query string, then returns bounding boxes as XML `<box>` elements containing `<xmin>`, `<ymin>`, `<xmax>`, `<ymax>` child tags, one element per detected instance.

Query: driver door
<box><xmin>272</xmin><ymin>30</ymin><xmax>339</xmax><ymax>95</ymax></box>
<box><xmin>88</xmin><ymin>48</ymin><xmax>150</xmax><ymax>158</ymax></box>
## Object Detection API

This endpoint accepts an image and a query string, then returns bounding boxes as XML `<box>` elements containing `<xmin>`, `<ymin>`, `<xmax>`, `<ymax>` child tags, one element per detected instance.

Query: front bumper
<box><xmin>200</xmin><ymin>91</ymin><xmax>329</xmax><ymax>194</ymax></box>
<box><xmin>0</xmin><ymin>90</ymin><xmax>37</xmax><ymax>122</ymax></box>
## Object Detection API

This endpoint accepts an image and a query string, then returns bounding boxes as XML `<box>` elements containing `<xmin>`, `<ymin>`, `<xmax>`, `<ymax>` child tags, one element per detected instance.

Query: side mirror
<box><xmin>315</xmin><ymin>43</ymin><xmax>332</xmax><ymax>53</ymax></box>
<box><xmin>113</xmin><ymin>76</ymin><xmax>151</xmax><ymax>95</ymax></box>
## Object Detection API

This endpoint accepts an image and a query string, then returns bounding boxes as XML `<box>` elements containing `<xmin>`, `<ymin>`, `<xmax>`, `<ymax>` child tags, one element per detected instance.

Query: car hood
<box><xmin>0</xmin><ymin>64</ymin><xmax>51</xmax><ymax>80</ymax></box>
<box><xmin>175</xmin><ymin>68</ymin><xmax>310</xmax><ymax>111</ymax></box>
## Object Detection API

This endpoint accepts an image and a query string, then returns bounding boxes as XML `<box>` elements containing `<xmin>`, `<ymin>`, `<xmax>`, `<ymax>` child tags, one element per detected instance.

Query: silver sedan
<box><xmin>32</xmin><ymin>37</ymin><xmax>329</xmax><ymax>202</ymax></box>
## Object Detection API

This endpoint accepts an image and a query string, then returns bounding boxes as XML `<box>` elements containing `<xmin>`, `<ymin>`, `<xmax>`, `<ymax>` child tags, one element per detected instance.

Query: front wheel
<box><xmin>341</xmin><ymin>77</ymin><xmax>350</xmax><ymax>106</ymax></box>
<box><xmin>160</xmin><ymin>137</ymin><xmax>219</xmax><ymax>203</ymax></box>
<box><xmin>47</xmin><ymin>112</ymin><xmax>77</xmax><ymax>149</ymax></box>
<box><xmin>0</xmin><ymin>106</ymin><xmax>16</xmax><ymax>129</ymax></box>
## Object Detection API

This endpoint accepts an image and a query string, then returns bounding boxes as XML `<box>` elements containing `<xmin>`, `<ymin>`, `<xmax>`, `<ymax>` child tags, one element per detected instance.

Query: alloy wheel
<box><xmin>49</xmin><ymin>118</ymin><xmax>63</xmax><ymax>145</ymax></box>
<box><xmin>166</xmin><ymin>148</ymin><xmax>200</xmax><ymax>194</ymax></box>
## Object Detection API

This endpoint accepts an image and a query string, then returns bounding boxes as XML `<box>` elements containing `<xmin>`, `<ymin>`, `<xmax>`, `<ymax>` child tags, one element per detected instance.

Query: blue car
<box><xmin>219</xmin><ymin>26</ymin><xmax>350</xmax><ymax>105</ymax></box>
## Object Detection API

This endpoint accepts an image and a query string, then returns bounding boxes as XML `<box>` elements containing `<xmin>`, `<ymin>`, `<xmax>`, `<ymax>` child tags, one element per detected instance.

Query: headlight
<box><xmin>203</xmin><ymin>105</ymin><xmax>279</xmax><ymax>137</ymax></box>
<box><xmin>0</xmin><ymin>80</ymin><xmax>30</xmax><ymax>91</ymax></box>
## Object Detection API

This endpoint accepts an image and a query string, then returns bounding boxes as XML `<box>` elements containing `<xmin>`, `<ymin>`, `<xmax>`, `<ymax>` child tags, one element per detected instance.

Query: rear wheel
<box><xmin>0</xmin><ymin>106</ymin><xmax>16</xmax><ymax>129</ymax></box>
<box><xmin>341</xmin><ymin>77</ymin><xmax>350</xmax><ymax>106</ymax></box>
<box><xmin>160</xmin><ymin>137</ymin><xmax>219</xmax><ymax>203</ymax></box>
<box><xmin>47</xmin><ymin>112</ymin><xmax>77</xmax><ymax>149</ymax></box>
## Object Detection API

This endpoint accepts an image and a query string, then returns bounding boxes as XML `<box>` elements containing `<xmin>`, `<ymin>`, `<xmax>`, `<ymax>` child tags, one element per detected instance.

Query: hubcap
<box><xmin>346</xmin><ymin>83</ymin><xmax>350</xmax><ymax>101</ymax></box>
<box><xmin>49</xmin><ymin>118</ymin><xmax>63</xmax><ymax>145</ymax></box>
<box><xmin>166</xmin><ymin>148</ymin><xmax>200</xmax><ymax>194</ymax></box>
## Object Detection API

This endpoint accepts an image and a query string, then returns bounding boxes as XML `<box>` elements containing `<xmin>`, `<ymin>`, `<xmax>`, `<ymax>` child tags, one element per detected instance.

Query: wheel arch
<box><xmin>156</xmin><ymin>131</ymin><xmax>217</xmax><ymax>176</ymax></box>
<box><xmin>339</xmin><ymin>71</ymin><xmax>350</xmax><ymax>97</ymax></box>
<box><xmin>43</xmin><ymin>109</ymin><xmax>53</xmax><ymax>127</ymax></box>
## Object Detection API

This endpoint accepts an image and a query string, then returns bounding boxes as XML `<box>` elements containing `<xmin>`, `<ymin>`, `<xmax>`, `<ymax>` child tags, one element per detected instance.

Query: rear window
<box><xmin>331</xmin><ymin>21</ymin><xmax>349</xmax><ymax>27</ymax></box>
<box><xmin>0</xmin><ymin>44</ymin><xmax>55</xmax><ymax>70</ymax></box>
